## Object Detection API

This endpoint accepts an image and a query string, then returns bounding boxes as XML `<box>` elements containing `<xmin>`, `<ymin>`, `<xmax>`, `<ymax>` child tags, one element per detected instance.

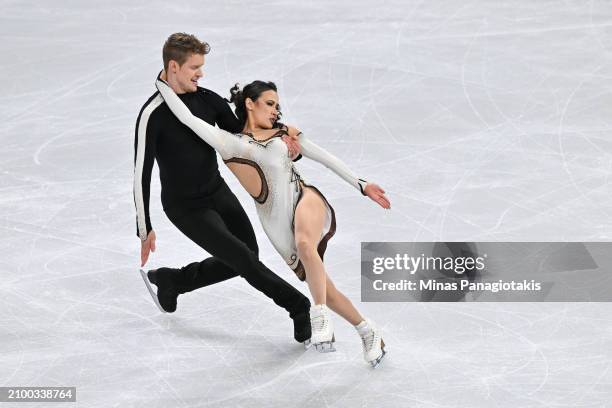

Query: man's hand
<box><xmin>364</xmin><ymin>183</ymin><xmax>391</xmax><ymax>209</ymax></box>
<box><xmin>141</xmin><ymin>230</ymin><xmax>157</xmax><ymax>267</ymax></box>
<box><xmin>281</xmin><ymin>131</ymin><xmax>301</xmax><ymax>160</ymax></box>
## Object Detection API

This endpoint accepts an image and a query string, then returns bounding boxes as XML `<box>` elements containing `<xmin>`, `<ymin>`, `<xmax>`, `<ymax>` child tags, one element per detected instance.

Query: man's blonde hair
<box><xmin>163</xmin><ymin>32</ymin><xmax>210</xmax><ymax>70</ymax></box>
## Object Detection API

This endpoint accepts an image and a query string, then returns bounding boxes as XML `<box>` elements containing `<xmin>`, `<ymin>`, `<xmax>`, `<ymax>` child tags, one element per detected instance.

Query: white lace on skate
<box><xmin>360</xmin><ymin>329</ymin><xmax>376</xmax><ymax>354</ymax></box>
<box><xmin>311</xmin><ymin>313</ymin><xmax>328</xmax><ymax>334</ymax></box>
<box><xmin>310</xmin><ymin>305</ymin><xmax>335</xmax><ymax>352</ymax></box>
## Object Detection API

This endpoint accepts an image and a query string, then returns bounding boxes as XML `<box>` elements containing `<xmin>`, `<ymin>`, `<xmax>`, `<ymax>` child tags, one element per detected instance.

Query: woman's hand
<box><xmin>364</xmin><ymin>183</ymin><xmax>391</xmax><ymax>209</ymax></box>
<box><xmin>281</xmin><ymin>134</ymin><xmax>301</xmax><ymax>159</ymax></box>
<box><xmin>282</xmin><ymin>125</ymin><xmax>303</xmax><ymax>160</ymax></box>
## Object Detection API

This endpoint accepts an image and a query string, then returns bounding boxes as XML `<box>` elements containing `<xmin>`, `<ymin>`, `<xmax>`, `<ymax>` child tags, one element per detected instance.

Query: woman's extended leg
<box><xmin>294</xmin><ymin>187</ymin><xmax>338</xmax><ymax>351</ymax></box>
<box><xmin>326</xmin><ymin>272</ymin><xmax>386</xmax><ymax>366</ymax></box>
<box><xmin>294</xmin><ymin>187</ymin><xmax>328</xmax><ymax>305</ymax></box>
<box><xmin>294</xmin><ymin>187</ymin><xmax>386</xmax><ymax>364</ymax></box>
<box><xmin>294</xmin><ymin>187</ymin><xmax>364</xmax><ymax>325</ymax></box>
<box><xmin>324</xmin><ymin>274</ymin><xmax>363</xmax><ymax>326</ymax></box>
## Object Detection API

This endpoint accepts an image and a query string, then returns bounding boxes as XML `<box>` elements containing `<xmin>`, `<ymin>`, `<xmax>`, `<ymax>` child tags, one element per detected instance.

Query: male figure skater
<box><xmin>134</xmin><ymin>32</ymin><xmax>311</xmax><ymax>345</ymax></box>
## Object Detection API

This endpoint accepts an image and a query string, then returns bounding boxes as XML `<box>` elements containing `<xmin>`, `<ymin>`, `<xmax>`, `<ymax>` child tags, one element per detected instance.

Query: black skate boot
<box><xmin>139</xmin><ymin>268</ymin><xmax>180</xmax><ymax>313</ymax></box>
<box><xmin>292</xmin><ymin>310</ymin><xmax>312</xmax><ymax>349</ymax></box>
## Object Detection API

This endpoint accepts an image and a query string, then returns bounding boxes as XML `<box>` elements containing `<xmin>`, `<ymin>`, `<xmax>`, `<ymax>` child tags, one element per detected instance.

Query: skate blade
<box><xmin>313</xmin><ymin>341</ymin><xmax>336</xmax><ymax>353</ymax></box>
<box><xmin>369</xmin><ymin>347</ymin><xmax>387</xmax><ymax>369</ymax></box>
<box><xmin>303</xmin><ymin>339</ymin><xmax>312</xmax><ymax>350</ymax></box>
<box><xmin>139</xmin><ymin>269</ymin><xmax>166</xmax><ymax>314</ymax></box>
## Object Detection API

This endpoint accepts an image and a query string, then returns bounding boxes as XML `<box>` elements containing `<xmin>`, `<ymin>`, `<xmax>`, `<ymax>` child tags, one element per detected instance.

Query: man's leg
<box><xmin>171</xmin><ymin>206</ymin><xmax>309</xmax><ymax>316</ymax></box>
<box><xmin>143</xmin><ymin>195</ymin><xmax>244</xmax><ymax>313</ymax></box>
<box><xmin>171</xmin><ymin>253</ymin><xmax>240</xmax><ymax>292</ymax></box>
<box><xmin>213</xmin><ymin>182</ymin><xmax>310</xmax><ymax>314</ymax></box>
<box><xmin>162</xmin><ymin>186</ymin><xmax>262</xmax><ymax>293</ymax></box>
<box><xmin>159</xmin><ymin>185</ymin><xmax>310</xmax><ymax>342</ymax></box>
<box><xmin>212</xmin><ymin>183</ymin><xmax>311</xmax><ymax>342</ymax></box>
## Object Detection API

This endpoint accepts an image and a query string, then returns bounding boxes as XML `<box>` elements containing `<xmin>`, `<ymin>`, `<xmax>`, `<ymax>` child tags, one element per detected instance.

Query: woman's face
<box><xmin>247</xmin><ymin>90</ymin><xmax>279</xmax><ymax>129</ymax></box>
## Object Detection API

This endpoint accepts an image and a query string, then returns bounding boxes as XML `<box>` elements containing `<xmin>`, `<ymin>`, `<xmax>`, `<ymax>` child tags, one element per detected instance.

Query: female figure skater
<box><xmin>155</xmin><ymin>76</ymin><xmax>390</xmax><ymax>367</ymax></box>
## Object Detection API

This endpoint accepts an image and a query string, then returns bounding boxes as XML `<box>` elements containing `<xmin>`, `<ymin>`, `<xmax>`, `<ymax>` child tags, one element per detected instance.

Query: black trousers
<box><xmin>164</xmin><ymin>181</ymin><xmax>309</xmax><ymax>318</ymax></box>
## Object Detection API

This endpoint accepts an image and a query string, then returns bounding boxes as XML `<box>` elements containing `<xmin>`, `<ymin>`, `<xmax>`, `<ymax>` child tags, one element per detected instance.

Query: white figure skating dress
<box><xmin>155</xmin><ymin>79</ymin><xmax>368</xmax><ymax>280</ymax></box>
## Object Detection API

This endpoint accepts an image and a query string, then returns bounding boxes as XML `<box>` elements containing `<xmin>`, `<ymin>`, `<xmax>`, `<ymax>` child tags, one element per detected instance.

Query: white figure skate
<box><xmin>310</xmin><ymin>304</ymin><xmax>336</xmax><ymax>352</ymax></box>
<box><xmin>356</xmin><ymin>319</ymin><xmax>387</xmax><ymax>368</ymax></box>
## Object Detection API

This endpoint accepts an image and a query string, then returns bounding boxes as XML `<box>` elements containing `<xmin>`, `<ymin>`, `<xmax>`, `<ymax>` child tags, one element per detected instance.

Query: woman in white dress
<box><xmin>155</xmin><ymin>77</ymin><xmax>390</xmax><ymax>367</ymax></box>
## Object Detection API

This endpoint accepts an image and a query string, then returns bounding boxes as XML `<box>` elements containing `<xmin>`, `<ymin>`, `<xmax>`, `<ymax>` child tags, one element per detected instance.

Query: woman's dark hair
<box><xmin>227</xmin><ymin>80</ymin><xmax>282</xmax><ymax>128</ymax></box>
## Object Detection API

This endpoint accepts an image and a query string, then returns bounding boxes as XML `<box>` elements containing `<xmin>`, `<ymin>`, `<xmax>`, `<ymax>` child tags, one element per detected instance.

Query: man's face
<box><xmin>171</xmin><ymin>53</ymin><xmax>204</xmax><ymax>93</ymax></box>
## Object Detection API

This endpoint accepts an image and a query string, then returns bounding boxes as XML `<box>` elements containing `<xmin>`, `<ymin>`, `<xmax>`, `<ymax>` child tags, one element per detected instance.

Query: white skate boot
<box><xmin>310</xmin><ymin>304</ymin><xmax>336</xmax><ymax>352</ymax></box>
<box><xmin>356</xmin><ymin>319</ymin><xmax>387</xmax><ymax>368</ymax></box>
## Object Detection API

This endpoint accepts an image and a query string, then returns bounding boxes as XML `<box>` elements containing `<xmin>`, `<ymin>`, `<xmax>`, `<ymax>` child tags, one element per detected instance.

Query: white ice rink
<box><xmin>2</xmin><ymin>0</ymin><xmax>612</xmax><ymax>406</ymax></box>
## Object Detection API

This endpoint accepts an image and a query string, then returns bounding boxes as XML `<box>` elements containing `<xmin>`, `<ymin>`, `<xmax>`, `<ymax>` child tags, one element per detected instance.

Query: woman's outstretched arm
<box><xmin>296</xmin><ymin>130</ymin><xmax>391</xmax><ymax>209</ymax></box>
<box><xmin>155</xmin><ymin>78</ymin><xmax>238</xmax><ymax>159</ymax></box>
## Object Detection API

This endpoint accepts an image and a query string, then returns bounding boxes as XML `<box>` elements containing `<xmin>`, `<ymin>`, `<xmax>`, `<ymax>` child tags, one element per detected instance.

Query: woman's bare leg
<box><xmin>325</xmin><ymin>274</ymin><xmax>364</xmax><ymax>326</ymax></box>
<box><xmin>294</xmin><ymin>187</ymin><xmax>365</xmax><ymax>326</ymax></box>
<box><xmin>294</xmin><ymin>188</ymin><xmax>328</xmax><ymax>304</ymax></box>
<box><xmin>295</xmin><ymin>190</ymin><xmax>384</xmax><ymax>363</ymax></box>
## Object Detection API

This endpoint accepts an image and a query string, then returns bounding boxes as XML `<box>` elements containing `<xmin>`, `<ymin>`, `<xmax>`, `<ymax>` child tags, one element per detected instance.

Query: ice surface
<box><xmin>2</xmin><ymin>0</ymin><xmax>612</xmax><ymax>406</ymax></box>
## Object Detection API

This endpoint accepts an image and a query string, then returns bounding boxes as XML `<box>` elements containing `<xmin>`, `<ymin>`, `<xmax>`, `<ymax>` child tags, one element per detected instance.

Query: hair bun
<box><xmin>227</xmin><ymin>83</ymin><xmax>243</xmax><ymax>104</ymax></box>
<box><xmin>227</xmin><ymin>80</ymin><xmax>279</xmax><ymax>127</ymax></box>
